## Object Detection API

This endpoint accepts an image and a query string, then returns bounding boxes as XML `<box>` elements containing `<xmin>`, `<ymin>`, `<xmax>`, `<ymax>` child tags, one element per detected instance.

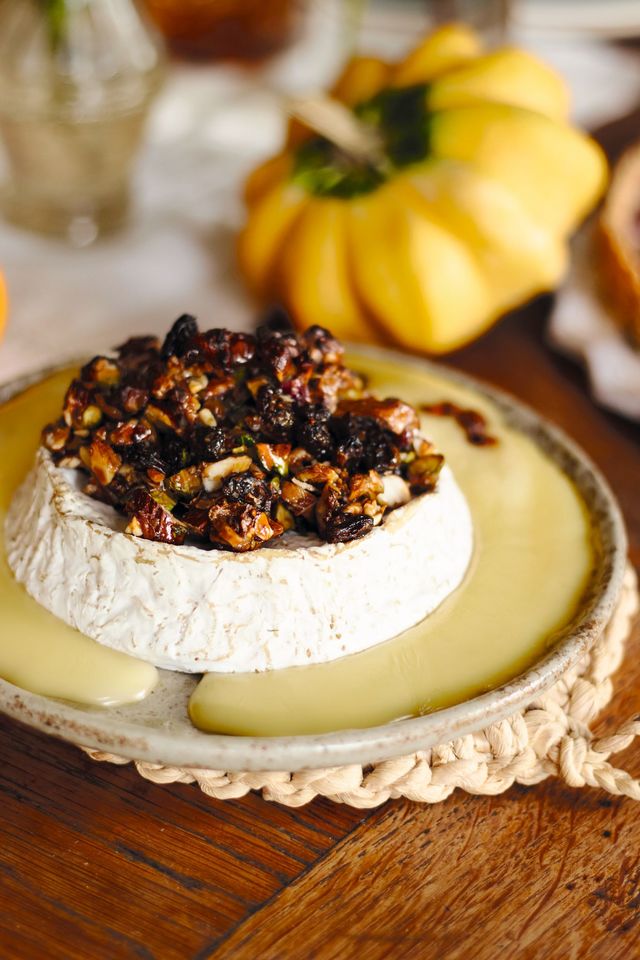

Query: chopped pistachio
<box><xmin>149</xmin><ymin>489</ymin><xmax>177</xmax><ymax>511</ymax></box>
<box><xmin>167</xmin><ymin>466</ymin><xmax>203</xmax><ymax>499</ymax></box>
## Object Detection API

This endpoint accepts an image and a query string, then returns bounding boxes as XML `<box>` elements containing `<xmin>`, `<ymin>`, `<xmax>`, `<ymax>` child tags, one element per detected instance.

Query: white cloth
<box><xmin>549</xmin><ymin>229</ymin><xmax>640</xmax><ymax>420</ymax></box>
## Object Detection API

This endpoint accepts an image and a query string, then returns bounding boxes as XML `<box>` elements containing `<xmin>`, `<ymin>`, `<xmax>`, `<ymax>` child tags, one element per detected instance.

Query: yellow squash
<box><xmin>238</xmin><ymin>24</ymin><xmax>607</xmax><ymax>354</ymax></box>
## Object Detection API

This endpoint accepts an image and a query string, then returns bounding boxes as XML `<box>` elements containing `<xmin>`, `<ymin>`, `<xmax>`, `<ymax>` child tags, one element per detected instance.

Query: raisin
<box><xmin>332</xmin><ymin>413</ymin><xmax>399</xmax><ymax>474</ymax></box>
<box><xmin>256</xmin><ymin>385</ymin><xmax>295</xmax><ymax>440</ymax></box>
<box><xmin>192</xmin><ymin>425</ymin><xmax>231</xmax><ymax>461</ymax></box>
<box><xmin>183</xmin><ymin>328</ymin><xmax>255</xmax><ymax>370</ymax></box>
<box><xmin>220</xmin><ymin>473</ymin><xmax>274</xmax><ymax>511</ymax></box>
<box><xmin>126</xmin><ymin>442</ymin><xmax>165</xmax><ymax>475</ymax></box>
<box><xmin>161</xmin><ymin>314</ymin><xmax>199</xmax><ymax>359</ymax></box>
<box><xmin>260</xmin><ymin>304</ymin><xmax>294</xmax><ymax>333</ymax></box>
<box><xmin>159</xmin><ymin>434</ymin><xmax>189</xmax><ymax>474</ymax></box>
<box><xmin>324</xmin><ymin>512</ymin><xmax>373</xmax><ymax>543</ymax></box>
<box><xmin>296</xmin><ymin>405</ymin><xmax>334</xmax><ymax>460</ymax></box>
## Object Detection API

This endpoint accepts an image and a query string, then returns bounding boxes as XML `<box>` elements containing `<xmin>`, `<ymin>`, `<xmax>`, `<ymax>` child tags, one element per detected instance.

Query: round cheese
<box><xmin>5</xmin><ymin>449</ymin><xmax>473</xmax><ymax>673</ymax></box>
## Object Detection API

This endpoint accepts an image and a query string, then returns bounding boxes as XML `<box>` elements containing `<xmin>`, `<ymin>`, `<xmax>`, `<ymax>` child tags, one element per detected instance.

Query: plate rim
<box><xmin>0</xmin><ymin>345</ymin><xmax>628</xmax><ymax>772</ymax></box>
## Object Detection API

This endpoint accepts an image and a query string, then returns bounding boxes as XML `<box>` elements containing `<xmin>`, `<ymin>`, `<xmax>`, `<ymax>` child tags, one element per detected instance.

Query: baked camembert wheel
<box><xmin>6</xmin><ymin>318</ymin><xmax>473</xmax><ymax>672</ymax></box>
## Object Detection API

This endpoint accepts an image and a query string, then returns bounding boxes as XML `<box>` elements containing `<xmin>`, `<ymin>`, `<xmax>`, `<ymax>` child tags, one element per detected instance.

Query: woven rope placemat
<box><xmin>83</xmin><ymin>565</ymin><xmax>639</xmax><ymax>808</ymax></box>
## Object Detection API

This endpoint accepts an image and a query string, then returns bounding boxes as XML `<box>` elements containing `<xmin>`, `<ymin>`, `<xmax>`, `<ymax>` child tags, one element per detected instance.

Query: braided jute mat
<box><xmin>83</xmin><ymin>565</ymin><xmax>640</xmax><ymax>808</ymax></box>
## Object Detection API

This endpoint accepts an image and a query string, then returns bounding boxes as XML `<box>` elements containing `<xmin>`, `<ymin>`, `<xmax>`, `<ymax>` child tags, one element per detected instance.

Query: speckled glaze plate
<box><xmin>0</xmin><ymin>347</ymin><xmax>627</xmax><ymax>772</ymax></box>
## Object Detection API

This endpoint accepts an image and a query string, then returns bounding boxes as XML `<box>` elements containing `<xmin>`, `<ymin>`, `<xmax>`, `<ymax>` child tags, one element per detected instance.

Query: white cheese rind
<box><xmin>5</xmin><ymin>449</ymin><xmax>473</xmax><ymax>673</ymax></box>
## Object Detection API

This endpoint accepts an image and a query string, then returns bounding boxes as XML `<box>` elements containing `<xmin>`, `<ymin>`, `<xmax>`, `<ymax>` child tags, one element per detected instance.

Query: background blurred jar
<box><xmin>0</xmin><ymin>0</ymin><xmax>165</xmax><ymax>245</ymax></box>
<box><xmin>142</xmin><ymin>0</ymin><xmax>299</xmax><ymax>63</ymax></box>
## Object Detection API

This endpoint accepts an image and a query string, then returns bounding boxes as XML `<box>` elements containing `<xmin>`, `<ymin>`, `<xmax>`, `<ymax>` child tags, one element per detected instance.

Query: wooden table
<box><xmin>1</xmin><ymin>303</ymin><xmax>638</xmax><ymax>960</ymax></box>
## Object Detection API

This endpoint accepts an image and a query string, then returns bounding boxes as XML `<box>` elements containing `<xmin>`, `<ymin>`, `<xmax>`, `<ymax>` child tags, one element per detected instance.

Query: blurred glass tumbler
<box><xmin>0</xmin><ymin>0</ymin><xmax>165</xmax><ymax>244</ymax></box>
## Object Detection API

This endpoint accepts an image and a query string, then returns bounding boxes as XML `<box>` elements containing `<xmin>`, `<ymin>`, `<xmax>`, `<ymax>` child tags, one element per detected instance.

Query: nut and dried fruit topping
<box><xmin>42</xmin><ymin>316</ymin><xmax>444</xmax><ymax>551</ymax></box>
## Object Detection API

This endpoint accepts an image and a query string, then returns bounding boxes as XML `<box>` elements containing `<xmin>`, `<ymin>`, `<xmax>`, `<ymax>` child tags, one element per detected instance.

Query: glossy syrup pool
<box><xmin>0</xmin><ymin>357</ymin><xmax>593</xmax><ymax>736</ymax></box>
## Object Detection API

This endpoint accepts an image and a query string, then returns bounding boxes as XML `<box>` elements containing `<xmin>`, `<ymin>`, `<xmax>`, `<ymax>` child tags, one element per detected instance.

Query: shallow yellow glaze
<box><xmin>0</xmin><ymin>371</ymin><xmax>158</xmax><ymax>706</ymax></box>
<box><xmin>190</xmin><ymin>353</ymin><xmax>593</xmax><ymax>735</ymax></box>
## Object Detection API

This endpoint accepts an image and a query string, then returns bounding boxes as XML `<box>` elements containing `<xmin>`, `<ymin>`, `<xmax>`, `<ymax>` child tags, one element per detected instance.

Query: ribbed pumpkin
<box><xmin>238</xmin><ymin>24</ymin><xmax>607</xmax><ymax>354</ymax></box>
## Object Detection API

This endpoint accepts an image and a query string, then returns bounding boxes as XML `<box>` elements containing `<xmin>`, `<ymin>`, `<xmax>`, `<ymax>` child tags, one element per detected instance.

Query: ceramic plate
<box><xmin>0</xmin><ymin>347</ymin><xmax>626</xmax><ymax>772</ymax></box>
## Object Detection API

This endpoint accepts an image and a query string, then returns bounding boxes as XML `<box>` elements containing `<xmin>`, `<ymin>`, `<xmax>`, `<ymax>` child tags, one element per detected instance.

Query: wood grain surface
<box><xmin>1</xmin><ymin>110</ymin><xmax>640</xmax><ymax>960</ymax></box>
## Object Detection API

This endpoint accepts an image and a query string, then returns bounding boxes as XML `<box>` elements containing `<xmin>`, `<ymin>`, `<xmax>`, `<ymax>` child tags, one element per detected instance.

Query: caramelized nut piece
<box><xmin>87</xmin><ymin>439</ymin><xmax>121</xmax><ymax>486</ymax></box>
<box><xmin>125</xmin><ymin>489</ymin><xmax>187</xmax><ymax>545</ymax></box>
<box><xmin>295</xmin><ymin>463</ymin><xmax>340</xmax><ymax>487</ymax></box>
<box><xmin>63</xmin><ymin>381</ymin><xmax>92</xmax><ymax>429</ymax></box>
<box><xmin>145</xmin><ymin>404</ymin><xmax>176</xmax><ymax>430</ymax></box>
<box><xmin>42</xmin><ymin>422</ymin><xmax>70</xmax><ymax>451</ymax></box>
<box><xmin>255</xmin><ymin>443</ymin><xmax>290</xmax><ymax>476</ymax></box>
<box><xmin>82</xmin><ymin>405</ymin><xmax>103</xmax><ymax>428</ymax></box>
<box><xmin>208</xmin><ymin>501</ymin><xmax>283</xmax><ymax>552</ymax></box>
<box><xmin>338</xmin><ymin>397</ymin><xmax>419</xmax><ymax>435</ymax></box>
<box><xmin>80</xmin><ymin>357</ymin><xmax>120</xmax><ymax>386</ymax></box>
<box><xmin>281</xmin><ymin>479</ymin><xmax>317</xmax><ymax>516</ymax></box>
<box><xmin>198</xmin><ymin>408</ymin><xmax>216</xmax><ymax>427</ymax></box>
<box><xmin>202</xmin><ymin>456</ymin><xmax>252</xmax><ymax>492</ymax></box>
